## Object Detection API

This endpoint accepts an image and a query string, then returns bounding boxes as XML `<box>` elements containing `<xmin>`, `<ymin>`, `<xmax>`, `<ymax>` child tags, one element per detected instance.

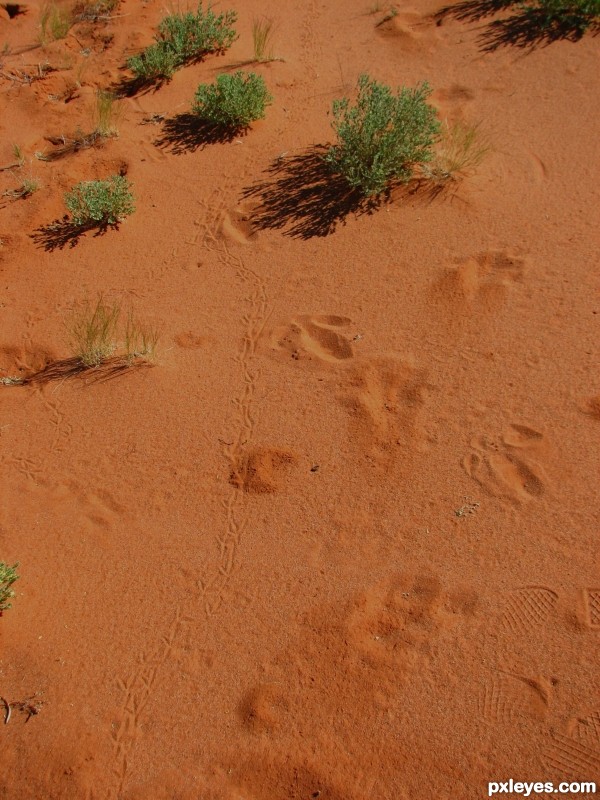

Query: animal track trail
<box><xmin>463</xmin><ymin>423</ymin><xmax>548</xmax><ymax>503</ymax></box>
<box><xmin>111</xmin><ymin>608</ymin><xmax>189</xmax><ymax>799</ymax></box>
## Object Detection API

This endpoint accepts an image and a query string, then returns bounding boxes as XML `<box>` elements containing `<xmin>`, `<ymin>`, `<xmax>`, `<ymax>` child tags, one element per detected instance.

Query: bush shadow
<box><xmin>155</xmin><ymin>113</ymin><xmax>240</xmax><ymax>154</ymax></box>
<box><xmin>436</xmin><ymin>0</ymin><xmax>600</xmax><ymax>49</ymax></box>
<box><xmin>110</xmin><ymin>73</ymin><xmax>169</xmax><ymax>99</ymax></box>
<box><xmin>241</xmin><ymin>146</ymin><xmax>382</xmax><ymax>239</ymax></box>
<box><xmin>31</xmin><ymin>217</ymin><xmax>118</xmax><ymax>252</ymax></box>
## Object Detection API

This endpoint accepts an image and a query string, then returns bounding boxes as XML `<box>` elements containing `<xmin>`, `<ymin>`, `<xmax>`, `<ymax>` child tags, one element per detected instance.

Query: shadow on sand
<box><xmin>31</xmin><ymin>217</ymin><xmax>119</xmax><ymax>252</ymax></box>
<box><xmin>435</xmin><ymin>0</ymin><xmax>600</xmax><ymax>50</ymax></box>
<box><xmin>154</xmin><ymin>113</ymin><xmax>241</xmax><ymax>155</ymax></box>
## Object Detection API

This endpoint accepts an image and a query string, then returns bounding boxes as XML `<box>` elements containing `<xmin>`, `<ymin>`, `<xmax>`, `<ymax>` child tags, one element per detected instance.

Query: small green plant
<box><xmin>528</xmin><ymin>0</ymin><xmax>600</xmax><ymax>29</ymax></box>
<box><xmin>325</xmin><ymin>74</ymin><xmax>440</xmax><ymax>197</ymax></box>
<box><xmin>127</xmin><ymin>41</ymin><xmax>178</xmax><ymax>81</ymax></box>
<box><xmin>252</xmin><ymin>16</ymin><xmax>275</xmax><ymax>61</ymax></box>
<box><xmin>39</xmin><ymin>2</ymin><xmax>72</xmax><ymax>42</ymax></box>
<box><xmin>128</xmin><ymin>3</ymin><xmax>237</xmax><ymax>81</ymax></box>
<box><xmin>69</xmin><ymin>296</ymin><xmax>119</xmax><ymax>367</ymax></box>
<box><xmin>192</xmin><ymin>71</ymin><xmax>272</xmax><ymax>129</ymax></box>
<box><xmin>64</xmin><ymin>175</ymin><xmax>135</xmax><ymax>226</ymax></box>
<box><xmin>424</xmin><ymin>120</ymin><xmax>490</xmax><ymax>182</ymax></box>
<box><xmin>94</xmin><ymin>89</ymin><xmax>121</xmax><ymax>136</ymax></box>
<box><xmin>0</xmin><ymin>562</ymin><xmax>19</xmax><ymax>615</ymax></box>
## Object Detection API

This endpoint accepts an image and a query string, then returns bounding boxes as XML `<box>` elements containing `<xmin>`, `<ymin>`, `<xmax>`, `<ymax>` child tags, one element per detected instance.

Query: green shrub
<box><xmin>127</xmin><ymin>42</ymin><xmax>178</xmax><ymax>81</ymax></box>
<box><xmin>325</xmin><ymin>74</ymin><xmax>440</xmax><ymax>197</ymax></box>
<box><xmin>128</xmin><ymin>3</ymin><xmax>237</xmax><ymax>80</ymax></box>
<box><xmin>0</xmin><ymin>562</ymin><xmax>18</xmax><ymax>615</ymax></box>
<box><xmin>64</xmin><ymin>175</ymin><xmax>135</xmax><ymax>226</ymax></box>
<box><xmin>192</xmin><ymin>71</ymin><xmax>272</xmax><ymax>129</ymax></box>
<box><xmin>529</xmin><ymin>0</ymin><xmax>600</xmax><ymax>29</ymax></box>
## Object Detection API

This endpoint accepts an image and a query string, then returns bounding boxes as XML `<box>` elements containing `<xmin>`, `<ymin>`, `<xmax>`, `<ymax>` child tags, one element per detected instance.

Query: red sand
<box><xmin>0</xmin><ymin>0</ymin><xmax>599</xmax><ymax>798</ymax></box>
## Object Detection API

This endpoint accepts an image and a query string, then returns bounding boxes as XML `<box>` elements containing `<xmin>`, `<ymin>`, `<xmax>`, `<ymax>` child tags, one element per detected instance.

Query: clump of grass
<box><xmin>13</xmin><ymin>144</ymin><xmax>25</xmax><ymax>166</ymax></box>
<box><xmin>73</xmin><ymin>0</ymin><xmax>118</xmax><ymax>22</ymax></box>
<box><xmin>94</xmin><ymin>89</ymin><xmax>121</xmax><ymax>136</ymax></box>
<box><xmin>69</xmin><ymin>297</ymin><xmax>159</xmax><ymax>368</ymax></box>
<box><xmin>39</xmin><ymin>2</ymin><xmax>72</xmax><ymax>42</ymax></box>
<box><xmin>3</xmin><ymin>178</ymin><xmax>40</xmax><ymax>199</ymax></box>
<box><xmin>424</xmin><ymin>119</ymin><xmax>491</xmax><ymax>182</ymax></box>
<box><xmin>0</xmin><ymin>562</ymin><xmax>19</xmax><ymax>616</ymax></box>
<box><xmin>64</xmin><ymin>175</ymin><xmax>134</xmax><ymax>226</ymax></box>
<box><xmin>69</xmin><ymin>296</ymin><xmax>119</xmax><ymax>366</ymax></box>
<box><xmin>128</xmin><ymin>3</ymin><xmax>237</xmax><ymax>82</ymax></box>
<box><xmin>325</xmin><ymin>74</ymin><xmax>440</xmax><ymax>197</ymax></box>
<box><xmin>124</xmin><ymin>310</ymin><xmax>159</xmax><ymax>363</ymax></box>
<box><xmin>252</xmin><ymin>16</ymin><xmax>275</xmax><ymax>61</ymax></box>
<box><xmin>192</xmin><ymin>71</ymin><xmax>272</xmax><ymax>130</ymax></box>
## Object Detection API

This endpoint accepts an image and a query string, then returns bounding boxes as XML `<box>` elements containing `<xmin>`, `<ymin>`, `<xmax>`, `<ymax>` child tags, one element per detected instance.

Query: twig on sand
<box><xmin>1</xmin><ymin>696</ymin><xmax>11</xmax><ymax>725</ymax></box>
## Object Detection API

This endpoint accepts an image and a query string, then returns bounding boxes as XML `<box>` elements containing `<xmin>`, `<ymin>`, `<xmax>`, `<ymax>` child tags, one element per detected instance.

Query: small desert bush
<box><xmin>69</xmin><ymin>297</ymin><xmax>159</xmax><ymax>367</ymax></box>
<box><xmin>64</xmin><ymin>175</ymin><xmax>134</xmax><ymax>226</ymax></box>
<box><xmin>94</xmin><ymin>89</ymin><xmax>121</xmax><ymax>136</ymax></box>
<box><xmin>530</xmin><ymin>0</ymin><xmax>600</xmax><ymax>28</ymax></box>
<box><xmin>325</xmin><ymin>74</ymin><xmax>440</xmax><ymax>197</ymax></box>
<box><xmin>192</xmin><ymin>71</ymin><xmax>272</xmax><ymax>129</ymax></box>
<box><xmin>252</xmin><ymin>16</ymin><xmax>275</xmax><ymax>61</ymax></box>
<box><xmin>424</xmin><ymin>119</ymin><xmax>490</xmax><ymax>182</ymax></box>
<box><xmin>39</xmin><ymin>2</ymin><xmax>72</xmax><ymax>42</ymax></box>
<box><xmin>127</xmin><ymin>41</ymin><xmax>178</xmax><ymax>81</ymax></box>
<box><xmin>0</xmin><ymin>562</ymin><xmax>19</xmax><ymax>615</ymax></box>
<box><xmin>128</xmin><ymin>3</ymin><xmax>237</xmax><ymax>81</ymax></box>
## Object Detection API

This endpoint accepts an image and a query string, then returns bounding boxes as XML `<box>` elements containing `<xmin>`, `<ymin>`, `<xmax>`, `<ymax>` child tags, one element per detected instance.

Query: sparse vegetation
<box><xmin>325</xmin><ymin>74</ymin><xmax>440</xmax><ymax>197</ymax></box>
<box><xmin>94</xmin><ymin>89</ymin><xmax>121</xmax><ymax>136</ymax></box>
<box><xmin>64</xmin><ymin>175</ymin><xmax>134</xmax><ymax>226</ymax></box>
<box><xmin>73</xmin><ymin>0</ymin><xmax>118</xmax><ymax>22</ymax></box>
<box><xmin>124</xmin><ymin>309</ymin><xmax>159</xmax><ymax>363</ymax></box>
<box><xmin>192</xmin><ymin>71</ymin><xmax>272</xmax><ymax>130</ymax></box>
<box><xmin>13</xmin><ymin>144</ymin><xmax>24</xmax><ymax>166</ymax></box>
<box><xmin>252</xmin><ymin>16</ymin><xmax>275</xmax><ymax>61</ymax></box>
<box><xmin>0</xmin><ymin>562</ymin><xmax>19</xmax><ymax>616</ymax></box>
<box><xmin>69</xmin><ymin>297</ymin><xmax>159</xmax><ymax>368</ymax></box>
<box><xmin>424</xmin><ymin>119</ymin><xmax>490</xmax><ymax>182</ymax></box>
<box><xmin>69</xmin><ymin>296</ymin><xmax>120</xmax><ymax>366</ymax></box>
<box><xmin>2</xmin><ymin>178</ymin><xmax>40</xmax><ymax>199</ymax></box>
<box><xmin>39</xmin><ymin>2</ymin><xmax>72</xmax><ymax>42</ymax></box>
<box><xmin>127</xmin><ymin>3</ymin><xmax>237</xmax><ymax>81</ymax></box>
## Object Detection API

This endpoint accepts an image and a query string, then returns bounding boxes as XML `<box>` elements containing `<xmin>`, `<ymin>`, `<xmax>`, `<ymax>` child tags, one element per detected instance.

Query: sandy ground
<box><xmin>0</xmin><ymin>0</ymin><xmax>599</xmax><ymax>797</ymax></box>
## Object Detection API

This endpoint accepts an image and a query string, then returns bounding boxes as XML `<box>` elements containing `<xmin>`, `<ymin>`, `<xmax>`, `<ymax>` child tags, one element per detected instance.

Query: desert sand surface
<box><xmin>0</xmin><ymin>0</ymin><xmax>599</xmax><ymax>798</ymax></box>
